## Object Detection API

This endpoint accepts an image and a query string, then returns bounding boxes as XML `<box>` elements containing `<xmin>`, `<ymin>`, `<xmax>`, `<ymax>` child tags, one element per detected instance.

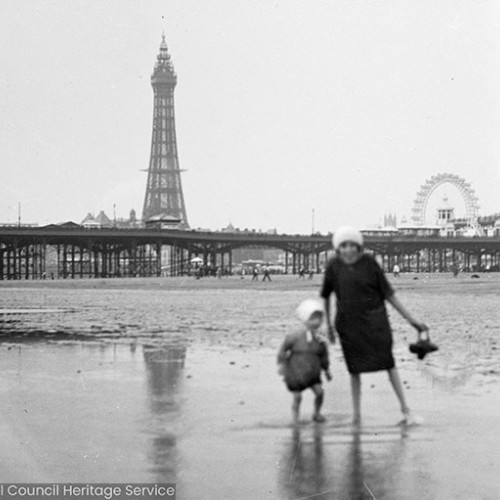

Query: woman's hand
<box><xmin>410</xmin><ymin>320</ymin><xmax>428</xmax><ymax>333</ymax></box>
<box><xmin>327</xmin><ymin>324</ymin><xmax>336</xmax><ymax>344</ymax></box>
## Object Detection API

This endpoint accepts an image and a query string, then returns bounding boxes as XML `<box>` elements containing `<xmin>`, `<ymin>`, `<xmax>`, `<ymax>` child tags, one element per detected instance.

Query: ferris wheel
<box><xmin>411</xmin><ymin>173</ymin><xmax>480</xmax><ymax>228</ymax></box>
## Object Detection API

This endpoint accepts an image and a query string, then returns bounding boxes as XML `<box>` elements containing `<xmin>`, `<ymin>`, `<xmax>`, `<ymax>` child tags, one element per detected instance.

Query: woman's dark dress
<box><xmin>321</xmin><ymin>254</ymin><xmax>395</xmax><ymax>374</ymax></box>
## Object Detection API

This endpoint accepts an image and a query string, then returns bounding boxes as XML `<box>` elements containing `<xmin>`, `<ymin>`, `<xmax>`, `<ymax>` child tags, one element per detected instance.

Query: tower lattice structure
<box><xmin>142</xmin><ymin>35</ymin><xmax>189</xmax><ymax>227</ymax></box>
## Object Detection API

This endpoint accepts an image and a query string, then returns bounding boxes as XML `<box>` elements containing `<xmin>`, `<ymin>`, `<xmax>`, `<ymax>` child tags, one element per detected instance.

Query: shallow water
<box><xmin>0</xmin><ymin>275</ymin><xmax>499</xmax><ymax>499</ymax></box>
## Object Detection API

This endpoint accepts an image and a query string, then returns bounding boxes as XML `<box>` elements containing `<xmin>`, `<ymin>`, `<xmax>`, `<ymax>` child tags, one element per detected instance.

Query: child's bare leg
<box><xmin>292</xmin><ymin>392</ymin><xmax>302</xmax><ymax>423</ymax></box>
<box><xmin>350</xmin><ymin>373</ymin><xmax>361</xmax><ymax>424</ymax></box>
<box><xmin>311</xmin><ymin>384</ymin><xmax>325</xmax><ymax>422</ymax></box>
<box><xmin>387</xmin><ymin>368</ymin><xmax>409</xmax><ymax>414</ymax></box>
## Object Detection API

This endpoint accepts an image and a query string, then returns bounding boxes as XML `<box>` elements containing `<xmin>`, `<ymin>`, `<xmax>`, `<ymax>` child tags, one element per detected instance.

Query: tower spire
<box><xmin>142</xmin><ymin>35</ymin><xmax>189</xmax><ymax>227</ymax></box>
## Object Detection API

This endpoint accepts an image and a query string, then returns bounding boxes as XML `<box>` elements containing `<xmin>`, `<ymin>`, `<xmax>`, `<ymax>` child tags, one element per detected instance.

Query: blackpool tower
<box><xmin>142</xmin><ymin>35</ymin><xmax>189</xmax><ymax>227</ymax></box>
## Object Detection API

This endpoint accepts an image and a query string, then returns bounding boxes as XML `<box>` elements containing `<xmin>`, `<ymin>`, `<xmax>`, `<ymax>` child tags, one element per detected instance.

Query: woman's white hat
<box><xmin>296</xmin><ymin>299</ymin><xmax>324</xmax><ymax>324</ymax></box>
<box><xmin>332</xmin><ymin>226</ymin><xmax>364</xmax><ymax>250</ymax></box>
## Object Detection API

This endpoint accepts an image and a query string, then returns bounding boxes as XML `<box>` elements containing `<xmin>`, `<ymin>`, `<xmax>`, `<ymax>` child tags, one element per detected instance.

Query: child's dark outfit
<box><xmin>321</xmin><ymin>253</ymin><xmax>395</xmax><ymax>374</ymax></box>
<box><xmin>278</xmin><ymin>330</ymin><xmax>330</xmax><ymax>392</ymax></box>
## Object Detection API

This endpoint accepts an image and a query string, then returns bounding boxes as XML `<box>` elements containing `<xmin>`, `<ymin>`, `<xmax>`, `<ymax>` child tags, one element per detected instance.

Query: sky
<box><xmin>1</xmin><ymin>0</ymin><xmax>500</xmax><ymax>233</ymax></box>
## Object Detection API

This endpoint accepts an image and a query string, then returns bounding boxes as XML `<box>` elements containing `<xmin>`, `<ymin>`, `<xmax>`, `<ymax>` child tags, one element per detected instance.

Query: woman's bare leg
<box><xmin>350</xmin><ymin>374</ymin><xmax>361</xmax><ymax>424</ymax></box>
<box><xmin>387</xmin><ymin>368</ymin><xmax>410</xmax><ymax>414</ymax></box>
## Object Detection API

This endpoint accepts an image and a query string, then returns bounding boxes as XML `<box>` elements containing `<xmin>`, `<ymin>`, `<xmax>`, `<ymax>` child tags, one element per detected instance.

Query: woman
<box><xmin>321</xmin><ymin>226</ymin><xmax>428</xmax><ymax>425</ymax></box>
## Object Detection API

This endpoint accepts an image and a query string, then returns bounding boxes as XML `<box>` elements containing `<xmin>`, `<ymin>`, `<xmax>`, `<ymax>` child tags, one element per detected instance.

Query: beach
<box><xmin>0</xmin><ymin>274</ymin><xmax>499</xmax><ymax>499</ymax></box>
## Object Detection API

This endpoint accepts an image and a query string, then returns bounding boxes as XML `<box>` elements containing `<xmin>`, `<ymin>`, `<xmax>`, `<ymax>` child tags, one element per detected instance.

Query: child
<box><xmin>277</xmin><ymin>299</ymin><xmax>332</xmax><ymax>423</ymax></box>
<box><xmin>321</xmin><ymin>226</ymin><xmax>428</xmax><ymax>425</ymax></box>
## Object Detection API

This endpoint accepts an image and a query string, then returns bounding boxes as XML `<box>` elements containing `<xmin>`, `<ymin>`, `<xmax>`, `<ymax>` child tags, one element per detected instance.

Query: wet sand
<box><xmin>0</xmin><ymin>274</ymin><xmax>499</xmax><ymax>499</ymax></box>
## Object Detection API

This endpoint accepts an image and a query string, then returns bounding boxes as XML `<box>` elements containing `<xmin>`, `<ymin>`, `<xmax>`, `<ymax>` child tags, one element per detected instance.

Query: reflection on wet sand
<box><xmin>279</xmin><ymin>423</ymin><xmax>416</xmax><ymax>500</ymax></box>
<box><xmin>0</xmin><ymin>278</ymin><xmax>499</xmax><ymax>497</ymax></box>
<box><xmin>280</xmin><ymin>425</ymin><xmax>330</xmax><ymax>499</ymax></box>
<box><xmin>142</xmin><ymin>342</ymin><xmax>187</xmax><ymax>483</ymax></box>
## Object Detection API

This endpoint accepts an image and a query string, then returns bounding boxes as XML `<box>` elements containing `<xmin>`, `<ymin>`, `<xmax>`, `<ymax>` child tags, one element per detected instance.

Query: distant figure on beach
<box><xmin>298</xmin><ymin>267</ymin><xmax>306</xmax><ymax>279</ymax></box>
<box><xmin>451</xmin><ymin>262</ymin><xmax>459</xmax><ymax>278</ymax></box>
<box><xmin>321</xmin><ymin>226</ymin><xmax>428</xmax><ymax>425</ymax></box>
<box><xmin>252</xmin><ymin>268</ymin><xmax>259</xmax><ymax>281</ymax></box>
<box><xmin>393</xmin><ymin>264</ymin><xmax>400</xmax><ymax>277</ymax></box>
<box><xmin>262</xmin><ymin>266</ymin><xmax>272</xmax><ymax>282</ymax></box>
<box><xmin>277</xmin><ymin>299</ymin><xmax>332</xmax><ymax>423</ymax></box>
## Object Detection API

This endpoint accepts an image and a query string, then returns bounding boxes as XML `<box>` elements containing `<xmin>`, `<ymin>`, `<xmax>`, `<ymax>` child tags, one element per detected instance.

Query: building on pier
<box><xmin>81</xmin><ymin>209</ymin><xmax>141</xmax><ymax>229</ymax></box>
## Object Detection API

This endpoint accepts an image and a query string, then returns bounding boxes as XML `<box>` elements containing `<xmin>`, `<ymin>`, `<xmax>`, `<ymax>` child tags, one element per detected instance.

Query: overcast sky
<box><xmin>1</xmin><ymin>1</ymin><xmax>499</xmax><ymax>233</ymax></box>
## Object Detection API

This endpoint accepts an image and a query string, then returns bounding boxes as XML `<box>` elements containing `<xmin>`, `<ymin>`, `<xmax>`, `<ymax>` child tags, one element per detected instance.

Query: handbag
<box><xmin>409</xmin><ymin>330</ymin><xmax>439</xmax><ymax>360</ymax></box>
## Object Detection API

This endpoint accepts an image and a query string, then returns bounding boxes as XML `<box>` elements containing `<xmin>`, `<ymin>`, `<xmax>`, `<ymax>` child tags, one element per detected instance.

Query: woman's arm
<box><xmin>320</xmin><ymin>260</ymin><xmax>336</xmax><ymax>344</ymax></box>
<box><xmin>323</xmin><ymin>298</ymin><xmax>336</xmax><ymax>344</ymax></box>
<box><xmin>320</xmin><ymin>342</ymin><xmax>332</xmax><ymax>380</ymax></box>
<box><xmin>387</xmin><ymin>294</ymin><xmax>428</xmax><ymax>332</ymax></box>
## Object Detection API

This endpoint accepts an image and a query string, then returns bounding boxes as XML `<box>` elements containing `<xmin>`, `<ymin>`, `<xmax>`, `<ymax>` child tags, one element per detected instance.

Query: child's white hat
<box><xmin>332</xmin><ymin>226</ymin><xmax>364</xmax><ymax>250</ymax></box>
<box><xmin>296</xmin><ymin>299</ymin><xmax>324</xmax><ymax>324</ymax></box>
